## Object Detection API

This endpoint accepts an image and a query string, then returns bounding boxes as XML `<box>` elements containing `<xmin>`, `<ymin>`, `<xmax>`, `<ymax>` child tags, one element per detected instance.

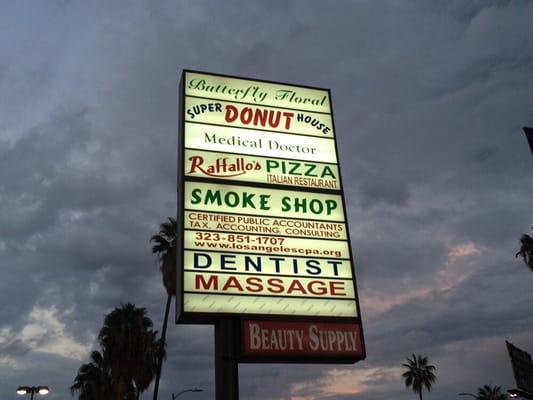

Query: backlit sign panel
<box><xmin>178</xmin><ymin>71</ymin><xmax>363</xmax><ymax>330</ymax></box>
<box><xmin>185</xmin><ymin>97</ymin><xmax>334</xmax><ymax>138</ymax></box>
<box><xmin>241</xmin><ymin>320</ymin><xmax>364</xmax><ymax>363</ymax></box>
<box><xmin>184</xmin><ymin>123</ymin><xmax>337</xmax><ymax>163</ymax></box>
<box><xmin>185</xmin><ymin>149</ymin><xmax>340</xmax><ymax>189</ymax></box>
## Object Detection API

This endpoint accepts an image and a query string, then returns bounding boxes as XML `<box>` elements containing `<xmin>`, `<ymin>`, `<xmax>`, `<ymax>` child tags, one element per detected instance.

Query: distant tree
<box><xmin>150</xmin><ymin>217</ymin><xmax>177</xmax><ymax>400</ymax></box>
<box><xmin>516</xmin><ymin>228</ymin><xmax>533</xmax><ymax>272</ymax></box>
<box><xmin>98</xmin><ymin>303</ymin><xmax>163</xmax><ymax>400</ymax></box>
<box><xmin>70</xmin><ymin>350</ymin><xmax>113</xmax><ymax>400</ymax></box>
<box><xmin>476</xmin><ymin>385</ymin><xmax>508</xmax><ymax>400</ymax></box>
<box><xmin>402</xmin><ymin>354</ymin><xmax>437</xmax><ymax>400</ymax></box>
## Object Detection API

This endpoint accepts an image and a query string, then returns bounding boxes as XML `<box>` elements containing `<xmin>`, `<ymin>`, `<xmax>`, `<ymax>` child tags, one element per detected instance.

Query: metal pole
<box><xmin>153</xmin><ymin>295</ymin><xmax>172</xmax><ymax>400</ymax></box>
<box><xmin>215</xmin><ymin>318</ymin><xmax>239</xmax><ymax>400</ymax></box>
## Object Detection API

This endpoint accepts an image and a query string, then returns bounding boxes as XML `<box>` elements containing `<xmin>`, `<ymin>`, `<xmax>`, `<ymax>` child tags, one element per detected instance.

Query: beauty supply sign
<box><xmin>177</xmin><ymin>70</ymin><xmax>364</xmax><ymax>342</ymax></box>
<box><xmin>241</xmin><ymin>320</ymin><xmax>363</xmax><ymax>363</ymax></box>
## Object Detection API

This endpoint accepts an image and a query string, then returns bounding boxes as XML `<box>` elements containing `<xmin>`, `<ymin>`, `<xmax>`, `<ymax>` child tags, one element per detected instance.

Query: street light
<box><xmin>508</xmin><ymin>388</ymin><xmax>533</xmax><ymax>399</ymax></box>
<box><xmin>16</xmin><ymin>386</ymin><xmax>49</xmax><ymax>399</ymax></box>
<box><xmin>172</xmin><ymin>388</ymin><xmax>203</xmax><ymax>399</ymax></box>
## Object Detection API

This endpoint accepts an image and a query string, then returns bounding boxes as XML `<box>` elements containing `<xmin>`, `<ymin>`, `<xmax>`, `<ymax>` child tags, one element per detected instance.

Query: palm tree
<box><xmin>516</xmin><ymin>228</ymin><xmax>533</xmax><ymax>271</ymax></box>
<box><xmin>402</xmin><ymin>354</ymin><xmax>437</xmax><ymax>400</ymax></box>
<box><xmin>98</xmin><ymin>303</ymin><xmax>163</xmax><ymax>400</ymax></box>
<box><xmin>476</xmin><ymin>385</ymin><xmax>508</xmax><ymax>400</ymax></box>
<box><xmin>150</xmin><ymin>217</ymin><xmax>177</xmax><ymax>400</ymax></box>
<box><xmin>70</xmin><ymin>350</ymin><xmax>113</xmax><ymax>400</ymax></box>
<box><xmin>132</xmin><ymin>328</ymin><xmax>163</xmax><ymax>397</ymax></box>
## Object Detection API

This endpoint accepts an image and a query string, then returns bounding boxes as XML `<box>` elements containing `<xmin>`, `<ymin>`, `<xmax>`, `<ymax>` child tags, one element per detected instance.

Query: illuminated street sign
<box><xmin>177</xmin><ymin>70</ymin><xmax>364</xmax><ymax>343</ymax></box>
<box><xmin>241</xmin><ymin>320</ymin><xmax>364</xmax><ymax>363</ymax></box>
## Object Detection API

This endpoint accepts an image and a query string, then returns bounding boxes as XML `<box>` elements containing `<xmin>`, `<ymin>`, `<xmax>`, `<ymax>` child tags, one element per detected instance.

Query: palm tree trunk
<box><xmin>152</xmin><ymin>294</ymin><xmax>172</xmax><ymax>400</ymax></box>
<box><xmin>419</xmin><ymin>390</ymin><xmax>423</xmax><ymax>400</ymax></box>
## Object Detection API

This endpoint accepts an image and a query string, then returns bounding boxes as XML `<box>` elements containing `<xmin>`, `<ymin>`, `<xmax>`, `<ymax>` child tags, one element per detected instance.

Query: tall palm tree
<box><xmin>132</xmin><ymin>328</ymin><xmax>163</xmax><ymax>397</ymax></box>
<box><xmin>402</xmin><ymin>354</ymin><xmax>437</xmax><ymax>400</ymax></box>
<box><xmin>150</xmin><ymin>217</ymin><xmax>177</xmax><ymax>400</ymax></box>
<box><xmin>70</xmin><ymin>350</ymin><xmax>113</xmax><ymax>400</ymax></box>
<box><xmin>476</xmin><ymin>385</ymin><xmax>508</xmax><ymax>400</ymax></box>
<box><xmin>516</xmin><ymin>228</ymin><xmax>533</xmax><ymax>271</ymax></box>
<box><xmin>98</xmin><ymin>303</ymin><xmax>163</xmax><ymax>400</ymax></box>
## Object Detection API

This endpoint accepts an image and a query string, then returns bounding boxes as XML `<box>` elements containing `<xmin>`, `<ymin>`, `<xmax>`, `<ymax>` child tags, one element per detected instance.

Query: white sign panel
<box><xmin>178</xmin><ymin>70</ymin><xmax>361</xmax><ymax>321</ymax></box>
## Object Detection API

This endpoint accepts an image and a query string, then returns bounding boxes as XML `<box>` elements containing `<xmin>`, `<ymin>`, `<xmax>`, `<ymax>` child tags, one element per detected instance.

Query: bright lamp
<box><xmin>38</xmin><ymin>387</ymin><xmax>49</xmax><ymax>394</ymax></box>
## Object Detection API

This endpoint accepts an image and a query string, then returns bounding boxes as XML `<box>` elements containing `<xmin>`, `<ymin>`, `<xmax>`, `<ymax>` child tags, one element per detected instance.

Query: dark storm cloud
<box><xmin>358</xmin><ymin>175</ymin><xmax>410</xmax><ymax>208</ymax></box>
<box><xmin>1</xmin><ymin>0</ymin><xmax>532</xmax><ymax>399</ymax></box>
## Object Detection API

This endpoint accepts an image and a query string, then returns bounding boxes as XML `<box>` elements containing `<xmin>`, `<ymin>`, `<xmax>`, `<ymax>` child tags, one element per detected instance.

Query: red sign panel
<box><xmin>242</xmin><ymin>319</ymin><xmax>364</xmax><ymax>362</ymax></box>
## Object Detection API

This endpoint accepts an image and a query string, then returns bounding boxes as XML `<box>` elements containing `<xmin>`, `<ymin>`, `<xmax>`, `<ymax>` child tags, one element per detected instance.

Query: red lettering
<box><xmin>241</xmin><ymin>107</ymin><xmax>253</xmax><ymax>124</ymax></box>
<box><xmin>307</xmin><ymin>280</ymin><xmax>327</xmax><ymax>295</ymax></box>
<box><xmin>223</xmin><ymin>105</ymin><xmax>295</xmax><ymax>130</ymax></box>
<box><xmin>268</xmin><ymin>110</ymin><xmax>281</xmax><ymax>128</ymax></box>
<box><xmin>246</xmin><ymin>277</ymin><xmax>264</xmax><ymax>292</ymax></box>
<box><xmin>287</xmin><ymin>279</ymin><xmax>306</xmax><ymax>295</ymax></box>
<box><xmin>267</xmin><ymin>278</ymin><xmax>284</xmax><ymax>293</ymax></box>
<box><xmin>253</xmin><ymin>108</ymin><xmax>268</xmax><ymax>126</ymax></box>
<box><xmin>283</xmin><ymin>112</ymin><xmax>294</xmax><ymax>129</ymax></box>
<box><xmin>188</xmin><ymin>156</ymin><xmax>205</xmax><ymax>174</ymax></box>
<box><xmin>329</xmin><ymin>281</ymin><xmax>346</xmax><ymax>296</ymax></box>
<box><xmin>222</xmin><ymin>276</ymin><xmax>244</xmax><ymax>291</ymax></box>
<box><xmin>195</xmin><ymin>274</ymin><xmax>218</xmax><ymax>290</ymax></box>
<box><xmin>224</xmin><ymin>105</ymin><xmax>239</xmax><ymax>123</ymax></box>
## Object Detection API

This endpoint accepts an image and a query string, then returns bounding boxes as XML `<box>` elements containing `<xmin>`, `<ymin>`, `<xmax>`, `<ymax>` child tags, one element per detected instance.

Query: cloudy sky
<box><xmin>1</xmin><ymin>1</ymin><xmax>533</xmax><ymax>399</ymax></box>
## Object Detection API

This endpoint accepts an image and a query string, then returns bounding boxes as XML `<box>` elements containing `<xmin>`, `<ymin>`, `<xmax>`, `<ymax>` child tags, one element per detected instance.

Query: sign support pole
<box><xmin>215</xmin><ymin>318</ymin><xmax>239</xmax><ymax>400</ymax></box>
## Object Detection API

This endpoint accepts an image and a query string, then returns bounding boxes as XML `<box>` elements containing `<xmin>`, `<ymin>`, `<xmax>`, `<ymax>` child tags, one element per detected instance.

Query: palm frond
<box><xmin>516</xmin><ymin>231</ymin><xmax>533</xmax><ymax>271</ymax></box>
<box><xmin>401</xmin><ymin>353</ymin><xmax>437</xmax><ymax>399</ymax></box>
